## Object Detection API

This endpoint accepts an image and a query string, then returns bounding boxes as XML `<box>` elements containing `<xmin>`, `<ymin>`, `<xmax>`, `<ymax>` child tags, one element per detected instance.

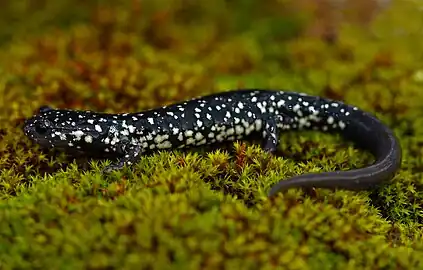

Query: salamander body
<box><xmin>23</xmin><ymin>89</ymin><xmax>402</xmax><ymax>196</ymax></box>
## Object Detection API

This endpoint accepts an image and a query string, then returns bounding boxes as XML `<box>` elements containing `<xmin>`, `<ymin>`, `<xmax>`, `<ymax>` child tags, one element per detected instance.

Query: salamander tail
<box><xmin>268</xmin><ymin>94</ymin><xmax>402</xmax><ymax>197</ymax></box>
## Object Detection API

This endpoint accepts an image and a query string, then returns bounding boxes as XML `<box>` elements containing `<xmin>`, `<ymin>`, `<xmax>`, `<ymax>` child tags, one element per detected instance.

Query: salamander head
<box><xmin>23</xmin><ymin>105</ymin><xmax>112</xmax><ymax>152</ymax></box>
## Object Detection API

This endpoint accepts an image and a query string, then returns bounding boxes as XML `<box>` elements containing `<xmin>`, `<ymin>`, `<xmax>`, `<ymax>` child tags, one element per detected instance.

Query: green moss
<box><xmin>1</xmin><ymin>0</ymin><xmax>423</xmax><ymax>268</ymax></box>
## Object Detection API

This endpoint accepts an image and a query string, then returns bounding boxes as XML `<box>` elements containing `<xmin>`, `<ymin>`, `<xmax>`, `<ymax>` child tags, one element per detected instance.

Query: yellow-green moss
<box><xmin>1</xmin><ymin>0</ymin><xmax>423</xmax><ymax>269</ymax></box>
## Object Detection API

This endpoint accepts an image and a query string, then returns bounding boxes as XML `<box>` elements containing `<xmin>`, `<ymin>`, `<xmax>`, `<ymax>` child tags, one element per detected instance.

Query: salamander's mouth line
<box><xmin>23</xmin><ymin>89</ymin><xmax>402</xmax><ymax>197</ymax></box>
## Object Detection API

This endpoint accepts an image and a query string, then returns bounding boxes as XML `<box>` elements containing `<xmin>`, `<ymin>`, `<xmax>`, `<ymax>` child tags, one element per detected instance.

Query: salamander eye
<box><xmin>35</xmin><ymin>121</ymin><xmax>51</xmax><ymax>135</ymax></box>
<box><xmin>38</xmin><ymin>105</ymin><xmax>52</xmax><ymax>114</ymax></box>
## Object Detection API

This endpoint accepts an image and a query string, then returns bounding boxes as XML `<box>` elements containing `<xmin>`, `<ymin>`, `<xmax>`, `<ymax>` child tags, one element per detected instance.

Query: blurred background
<box><xmin>0</xmin><ymin>0</ymin><xmax>421</xmax><ymax>114</ymax></box>
<box><xmin>0</xmin><ymin>0</ymin><xmax>394</xmax><ymax>46</ymax></box>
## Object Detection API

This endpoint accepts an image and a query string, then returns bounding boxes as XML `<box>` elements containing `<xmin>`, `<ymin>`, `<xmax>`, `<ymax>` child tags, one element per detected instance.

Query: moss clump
<box><xmin>1</xmin><ymin>0</ymin><xmax>423</xmax><ymax>268</ymax></box>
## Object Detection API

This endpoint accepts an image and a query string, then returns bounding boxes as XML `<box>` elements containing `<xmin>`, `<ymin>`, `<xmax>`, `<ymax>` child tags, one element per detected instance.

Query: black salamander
<box><xmin>23</xmin><ymin>89</ymin><xmax>402</xmax><ymax>197</ymax></box>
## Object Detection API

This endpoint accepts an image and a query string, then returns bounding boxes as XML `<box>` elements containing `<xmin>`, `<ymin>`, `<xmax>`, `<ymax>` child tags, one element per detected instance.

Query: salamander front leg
<box><xmin>102</xmin><ymin>144</ymin><xmax>142</xmax><ymax>173</ymax></box>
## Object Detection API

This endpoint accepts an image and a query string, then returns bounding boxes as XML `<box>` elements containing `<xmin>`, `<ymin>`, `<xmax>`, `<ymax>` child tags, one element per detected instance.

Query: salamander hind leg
<box><xmin>102</xmin><ymin>144</ymin><xmax>142</xmax><ymax>173</ymax></box>
<box><xmin>261</xmin><ymin>117</ymin><xmax>280</xmax><ymax>153</ymax></box>
<box><xmin>260</xmin><ymin>112</ymin><xmax>291</xmax><ymax>153</ymax></box>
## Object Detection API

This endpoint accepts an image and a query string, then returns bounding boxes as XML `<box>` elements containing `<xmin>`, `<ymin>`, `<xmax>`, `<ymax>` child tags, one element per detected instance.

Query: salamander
<box><xmin>23</xmin><ymin>89</ymin><xmax>402</xmax><ymax>197</ymax></box>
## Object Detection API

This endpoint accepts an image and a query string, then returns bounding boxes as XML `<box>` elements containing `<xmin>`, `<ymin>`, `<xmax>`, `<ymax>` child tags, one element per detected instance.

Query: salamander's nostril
<box><xmin>23</xmin><ymin>122</ymin><xmax>30</xmax><ymax>134</ymax></box>
<box><xmin>23</xmin><ymin>119</ymin><xmax>36</xmax><ymax>135</ymax></box>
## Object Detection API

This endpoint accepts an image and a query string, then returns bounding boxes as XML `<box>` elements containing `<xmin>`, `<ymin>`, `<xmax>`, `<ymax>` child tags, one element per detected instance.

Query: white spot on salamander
<box><xmin>85</xmin><ymin>135</ymin><xmax>93</xmax><ymax>143</ymax></box>
<box><xmin>72</xmin><ymin>130</ymin><xmax>84</xmax><ymax>141</ymax></box>
<box><xmin>128</xmin><ymin>125</ymin><xmax>136</xmax><ymax>133</ymax></box>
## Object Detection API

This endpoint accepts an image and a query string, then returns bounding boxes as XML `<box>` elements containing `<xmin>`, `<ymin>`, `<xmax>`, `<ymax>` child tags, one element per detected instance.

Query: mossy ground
<box><xmin>1</xmin><ymin>0</ymin><xmax>423</xmax><ymax>269</ymax></box>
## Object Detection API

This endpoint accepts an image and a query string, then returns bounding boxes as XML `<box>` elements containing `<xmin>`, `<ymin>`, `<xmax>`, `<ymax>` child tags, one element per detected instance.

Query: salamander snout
<box><xmin>23</xmin><ymin>118</ymin><xmax>37</xmax><ymax>137</ymax></box>
<box><xmin>23</xmin><ymin>119</ymin><xmax>31</xmax><ymax>135</ymax></box>
<box><xmin>23</xmin><ymin>115</ymin><xmax>54</xmax><ymax>143</ymax></box>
